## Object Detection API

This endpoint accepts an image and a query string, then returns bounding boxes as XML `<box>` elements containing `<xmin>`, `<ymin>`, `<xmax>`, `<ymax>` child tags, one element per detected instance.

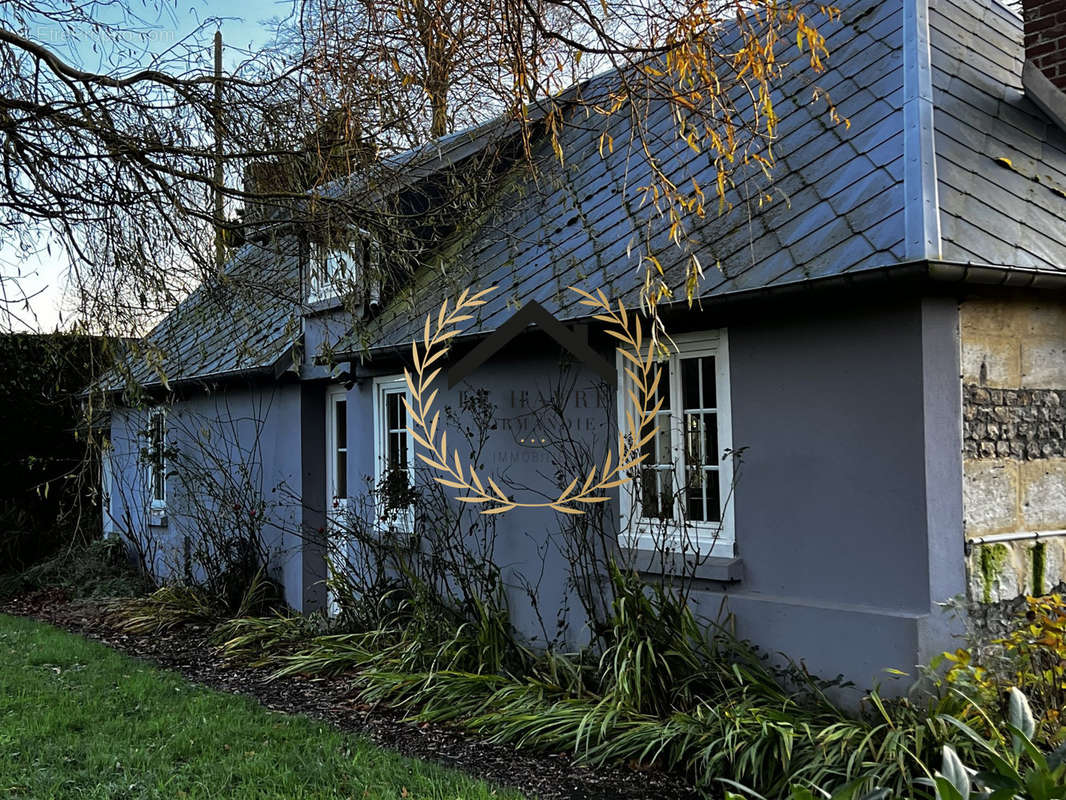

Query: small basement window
<box><xmin>618</xmin><ymin>330</ymin><xmax>735</xmax><ymax>558</ymax></box>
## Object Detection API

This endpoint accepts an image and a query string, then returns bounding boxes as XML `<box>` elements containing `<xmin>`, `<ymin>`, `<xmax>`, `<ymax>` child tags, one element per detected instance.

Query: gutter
<box><xmin>329</xmin><ymin>259</ymin><xmax>1066</xmax><ymax>365</ymax></box>
<box><xmin>927</xmin><ymin>260</ymin><xmax>1066</xmax><ymax>289</ymax></box>
<box><xmin>98</xmin><ymin>361</ymin><xmax>285</xmax><ymax>397</ymax></box>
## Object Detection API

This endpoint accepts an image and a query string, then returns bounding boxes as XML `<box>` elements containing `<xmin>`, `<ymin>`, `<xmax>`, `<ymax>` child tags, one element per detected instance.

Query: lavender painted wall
<box><xmin>108</xmin><ymin>382</ymin><xmax>305</xmax><ymax>609</ymax></box>
<box><xmin>327</xmin><ymin>295</ymin><xmax>965</xmax><ymax>688</ymax></box>
<box><xmin>111</xmin><ymin>293</ymin><xmax>966</xmax><ymax>690</ymax></box>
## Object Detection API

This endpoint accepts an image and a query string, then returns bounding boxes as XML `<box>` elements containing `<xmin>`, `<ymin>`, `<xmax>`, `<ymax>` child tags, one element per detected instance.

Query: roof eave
<box><xmin>331</xmin><ymin>260</ymin><xmax>1066</xmax><ymax>364</ymax></box>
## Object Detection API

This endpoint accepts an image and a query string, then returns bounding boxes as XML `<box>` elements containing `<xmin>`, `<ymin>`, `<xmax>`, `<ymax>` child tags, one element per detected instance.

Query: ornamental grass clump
<box><xmin>104</xmin><ymin>584</ymin><xmax>221</xmax><ymax>634</ymax></box>
<box><xmin>216</xmin><ymin>563</ymin><xmax>969</xmax><ymax>797</ymax></box>
<box><xmin>106</xmin><ymin>565</ymin><xmax>277</xmax><ymax>634</ymax></box>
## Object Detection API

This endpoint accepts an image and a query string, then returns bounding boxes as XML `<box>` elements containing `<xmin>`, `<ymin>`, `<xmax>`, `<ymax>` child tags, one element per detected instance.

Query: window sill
<box><xmin>623</xmin><ymin>547</ymin><xmax>743</xmax><ymax>583</ymax></box>
<box><xmin>304</xmin><ymin>296</ymin><xmax>345</xmax><ymax>315</ymax></box>
<box><xmin>148</xmin><ymin>511</ymin><xmax>168</xmax><ymax>528</ymax></box>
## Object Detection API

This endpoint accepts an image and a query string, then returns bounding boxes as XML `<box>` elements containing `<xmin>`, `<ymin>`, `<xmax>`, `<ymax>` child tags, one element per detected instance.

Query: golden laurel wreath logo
<box><xmin>403</xmin><ymin>285</ymin><xmax>663</xmax><ymax>514</ymax></box>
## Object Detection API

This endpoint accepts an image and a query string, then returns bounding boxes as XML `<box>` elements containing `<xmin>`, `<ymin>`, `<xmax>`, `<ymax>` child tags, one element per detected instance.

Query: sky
<box><xmin>2</xmin><ymin>1</ymin><xmax>281</xmax><ymax>333</ymax></box>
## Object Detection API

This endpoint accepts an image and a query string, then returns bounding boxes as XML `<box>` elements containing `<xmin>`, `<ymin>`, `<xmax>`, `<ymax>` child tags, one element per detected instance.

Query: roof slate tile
<box><xmin>141</xmin><ymin>0</ymin><xmax>1066</xmax><ymax>375</ymax></box>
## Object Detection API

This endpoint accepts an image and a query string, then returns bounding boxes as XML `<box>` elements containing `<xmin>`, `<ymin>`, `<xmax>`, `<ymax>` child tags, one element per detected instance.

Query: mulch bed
<box><xmin>1</xmin><ymin>590</ymin><xmax>701</xmax><ymax>800</ymax></box>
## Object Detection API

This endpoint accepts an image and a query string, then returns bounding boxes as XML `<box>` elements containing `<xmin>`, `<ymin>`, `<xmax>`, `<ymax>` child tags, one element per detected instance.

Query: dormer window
<box><xmin>306</xmin><ymin>229</ymin><xmax>380</xmax><ymax>306</ymax></box>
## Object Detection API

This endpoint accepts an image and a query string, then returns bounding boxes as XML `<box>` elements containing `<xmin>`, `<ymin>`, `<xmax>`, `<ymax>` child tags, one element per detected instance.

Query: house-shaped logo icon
<box><xmin>446</xmin><ymin>300</ymin><xmax>617</xmax><ymax>388</ymax></box>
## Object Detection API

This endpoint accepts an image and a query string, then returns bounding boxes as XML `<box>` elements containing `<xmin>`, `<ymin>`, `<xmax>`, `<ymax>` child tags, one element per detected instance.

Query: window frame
<box><xmin>617</xmin><ymin>329</ymin><xmax>735</xmax><ymax>558</ymax></box>
<box><xmin>325</xmin><ymin>385</ymin><xmax>350</xmax><ymax>509</ymax></box>
<box><xmin>146</xmin><ymin>408</ymin><xmax>167</xmax><ymax>518</ymax></box>
<box><xmin>373</xmin><ymin>375</ymin><xmax>415</xmax><ymax>532</ymax></box>
<box><xmin>101</xmin><ymin>437</ymin><xmax>115</xmax><ymax>537</ymax></box>
<box><xmin>306</xmin><ymin>228</ymin><xmax>380</xmax><ymax>305</ymax></box>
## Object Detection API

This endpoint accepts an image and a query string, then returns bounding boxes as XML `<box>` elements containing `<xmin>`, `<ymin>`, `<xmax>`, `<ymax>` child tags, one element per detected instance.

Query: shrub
<box><xmin>0</xmin><ymin>333</ymin><xmax>114</xmax><ymax>569</ymax></box>
<box><xmin>930</xmin><ymin>688</ymin><xmax>1066</xmax><ymax>800</ymax></box>
<box><xmin>939</xmin><ymin>594</ymin><xmax>1066</xmax><ymax>746</ymax></box>
<box><xmin>0</xmin><ymin>536</ymin><xmax>149</xmax><ymax>601</ymax></box>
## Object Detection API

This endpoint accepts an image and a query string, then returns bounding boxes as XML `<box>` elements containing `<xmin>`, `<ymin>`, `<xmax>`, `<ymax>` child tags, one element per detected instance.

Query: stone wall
<box><xmin>963</xmin><ymin>386</ymin><xmax>1066</xmax><ymax>460</ymax></box>
<box><xmin>961</xmin><ymin>298</ymin><xmax>1066</xmax><ymax>603</ymax></box>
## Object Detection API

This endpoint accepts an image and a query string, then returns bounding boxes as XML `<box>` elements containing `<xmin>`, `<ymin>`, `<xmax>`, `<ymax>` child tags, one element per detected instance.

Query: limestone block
<box><xmin>963</xmin><ymin>460</ymin><xmax>1020</xmax><ymax>536</ymax></box>
<box><xmin>960</xmin><ymin>299</ymin><xmax>1023</xmax><ymax>337</ymax></box>
<box><xmin>968</xmin><ymin>542</ymin><xmax>1021</xmax><ymax>603</ymax></box>
<box><xmin>1020</xmin><ymin>458</ymin><xmax>1066</xmax><ymax>530</ymax></box>
<box><xmin>1022</xmin><ymin>302</ymin><xmax>1066</xmax><ymax>336</ymax></box>
<box><xmin>961</xmin><ymin>335</ymin><xmax>1021</xmax><ymax>387</ymax></box>
<box><xmin>1022</xmin><ymin>337</ymin><xmax>1066</xmax><ymax>388</ymax></box>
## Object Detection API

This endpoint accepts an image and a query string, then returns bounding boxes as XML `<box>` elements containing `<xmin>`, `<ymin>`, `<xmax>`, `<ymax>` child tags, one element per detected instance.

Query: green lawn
<box><xmin>0</xmin><ymin>614</ymin><xmax>520</xmax><ymax>799</ymax></box>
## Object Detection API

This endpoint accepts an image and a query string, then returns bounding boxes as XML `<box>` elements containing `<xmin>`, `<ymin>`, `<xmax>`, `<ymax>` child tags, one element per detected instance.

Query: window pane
<box><xmin>682</xmin><ymin>357</ymin><xmax>700</xmax><ymax>410</ymax></box>
<box><xmin>685</xmin><ymin>467</ymin><xmax>704</xmax><ymax>521</ymax></box>
<box><xmin>702</xmin><ymin>356</ymin><xmax>717</xmax><ymax>408</ymax></box>
<box><xmin>640</xmin><ymin>468</ymin><xmax>673</xmax><ymax>520</ymax></box>
<box><xmin>389</xmin><ymin>432</ymin><xmax>409</xmax><ymax>470</ymax></box>
<box><xmin>704</xmin><ymin>412</ymin><xmax>719</xmax><ymax>466</ymax></box>
<box><xmin>387</xmin><ymin>392</ymin><xmax>400</xmax><ymax>430</ymax></box>
<box><xmin>336</xmin><ymin>453</ymin><xmax>347</xmax><ymax>498</ymax></box>
<box><xmin>336</xmin><ymin>400</ymin><xmax>347</xmax><ymax>448</ymax></box>
<box><xmin>684</xmin><ymin>413</ymin><xmax>703</xmax><ymax>467</ymax></box>
<box><xmin>150</xmin><ymin>413</ymin><xmax>165</xmax><ymax>502</ymax></box>
<box><xmin>653</xmin><ymin>360</ymin><xmax>670</xmax><ymax>403</ymax></box>
<box><xmin>642</xmin><ymin>411</ymin><xmax>672</xmax><ymax>464</ymax></box>
<box><xmin>706</xmin><ymin>470</ymin><xmax>721</xmax><ymax>523</ymax></box>
<box><xmin>655</xmin><ymin>415</ymin><xmax>672</xmax><ymax>463</ymax></box>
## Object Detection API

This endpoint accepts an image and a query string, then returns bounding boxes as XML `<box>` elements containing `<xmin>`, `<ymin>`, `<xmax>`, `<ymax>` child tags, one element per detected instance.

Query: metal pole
<box><xmin>964</xmin><ymin>529</ymin><xmax>1066</xmax><ymax>556</ymax></box>
<box><xmin>214</xmin><ymin>30</ymin><xmax>224</xmax><ymax>273</ymax></box>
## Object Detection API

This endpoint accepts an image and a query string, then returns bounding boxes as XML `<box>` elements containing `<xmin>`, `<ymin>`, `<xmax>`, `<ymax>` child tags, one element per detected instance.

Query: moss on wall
<box><xmin>980</xmin><ymin>543</ymin><xmax>1011</xmax><ymax>603</ymax></box>
<box><xmin>1032</xmin><ymin>541</ymin><xmax>1047</xmax><ymax>597</ymax></box>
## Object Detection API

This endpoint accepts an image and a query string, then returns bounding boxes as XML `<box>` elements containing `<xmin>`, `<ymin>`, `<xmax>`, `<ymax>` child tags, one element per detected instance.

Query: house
<box><xmin>102</xmin><ymin>0</ymin><xmax>1066</xmax><ymax>689</ymax></box>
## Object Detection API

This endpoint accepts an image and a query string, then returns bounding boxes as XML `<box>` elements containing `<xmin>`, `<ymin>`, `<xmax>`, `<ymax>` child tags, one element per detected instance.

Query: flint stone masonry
<box><xmin>963</xmin><ymin>385</ymin><xmax>1066</xmax><ymax>460</ymax></box>
<box><xmin>967</xmin><ymin>580</ymin><xmax>1066</xmax><ymax>637</ymax></box>
<box><xmin>961</xmin><ymin>297</ymin><xmax>1066</xmax><ymax>605</ymax></box>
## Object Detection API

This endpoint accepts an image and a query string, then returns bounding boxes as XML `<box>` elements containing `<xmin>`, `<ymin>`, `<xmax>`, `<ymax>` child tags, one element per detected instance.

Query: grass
<box><xmin>0</xmin><ymin>614</ymin><xmax>521</xmax><ymax>799</ymax></box>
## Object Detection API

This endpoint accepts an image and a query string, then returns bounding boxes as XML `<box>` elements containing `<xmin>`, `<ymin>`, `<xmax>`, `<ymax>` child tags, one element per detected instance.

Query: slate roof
<box><xmin>109</xmin><ymin>235</ymin><xmax>302</xmax><ymax>389</ymax></box>
<box><xmin>930</xmin><ymin>0</ymin><xmax>1066</xmax><ymax>270</ymax></box>
<box><xmin>132</xmin><ymin>0</ymin><xmax>1066</xmax><ymax>378</ymax></box>
<box><xmin>338</xmin><ymin>0</ymin><xmax>908</xmax><ymax>355</ymax></box>
<box><xmin>112</xmin><ymin>115</ymin><xmax>539</xmax><ymax>390</ymax></box>
<box><xmin>318</xmin><ymin>108</ymin><xmax>548</xmax><ymax>204</ymax></box>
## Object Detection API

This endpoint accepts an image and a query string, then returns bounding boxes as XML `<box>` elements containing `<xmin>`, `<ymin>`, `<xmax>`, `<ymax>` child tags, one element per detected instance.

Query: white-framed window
<box><xmin>325</xmin><ymin>386</ymin><xmax>349</xmax><ymax>509</ymax></box>
<box><xmin>325</xmin><ymin>384</ymin><xmax>351</xmax><ymax>617</ymax></box>
<box><xmin>373</xmin><ymin>375</ymin><xmax>415</xmax><ymax>531</ymax></box>
<box><xmin>307</xmin><ymin>230</ymin><xmax>381</xmax><ymax>304</ymax></box>
<box><xmin>618</xmin><ymin>330</ymin><xmax>735</xmax><ymax>558</ymax></box>
<box><xmin>147</xmin><ymin>408</ymin><xmax>167</xmax><ymax>516</ymax></box>
<box><xmin>101</xmin><ymin>437</ymin><xmax>115</xmax><ymax>536</ymax></box>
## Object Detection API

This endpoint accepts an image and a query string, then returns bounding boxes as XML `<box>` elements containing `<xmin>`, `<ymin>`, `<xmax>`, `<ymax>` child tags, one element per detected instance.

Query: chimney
<box><xmin>1024</xmin><ymin>0</ymin><xmax>1066</xmax><ymax>91</ymax></box>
